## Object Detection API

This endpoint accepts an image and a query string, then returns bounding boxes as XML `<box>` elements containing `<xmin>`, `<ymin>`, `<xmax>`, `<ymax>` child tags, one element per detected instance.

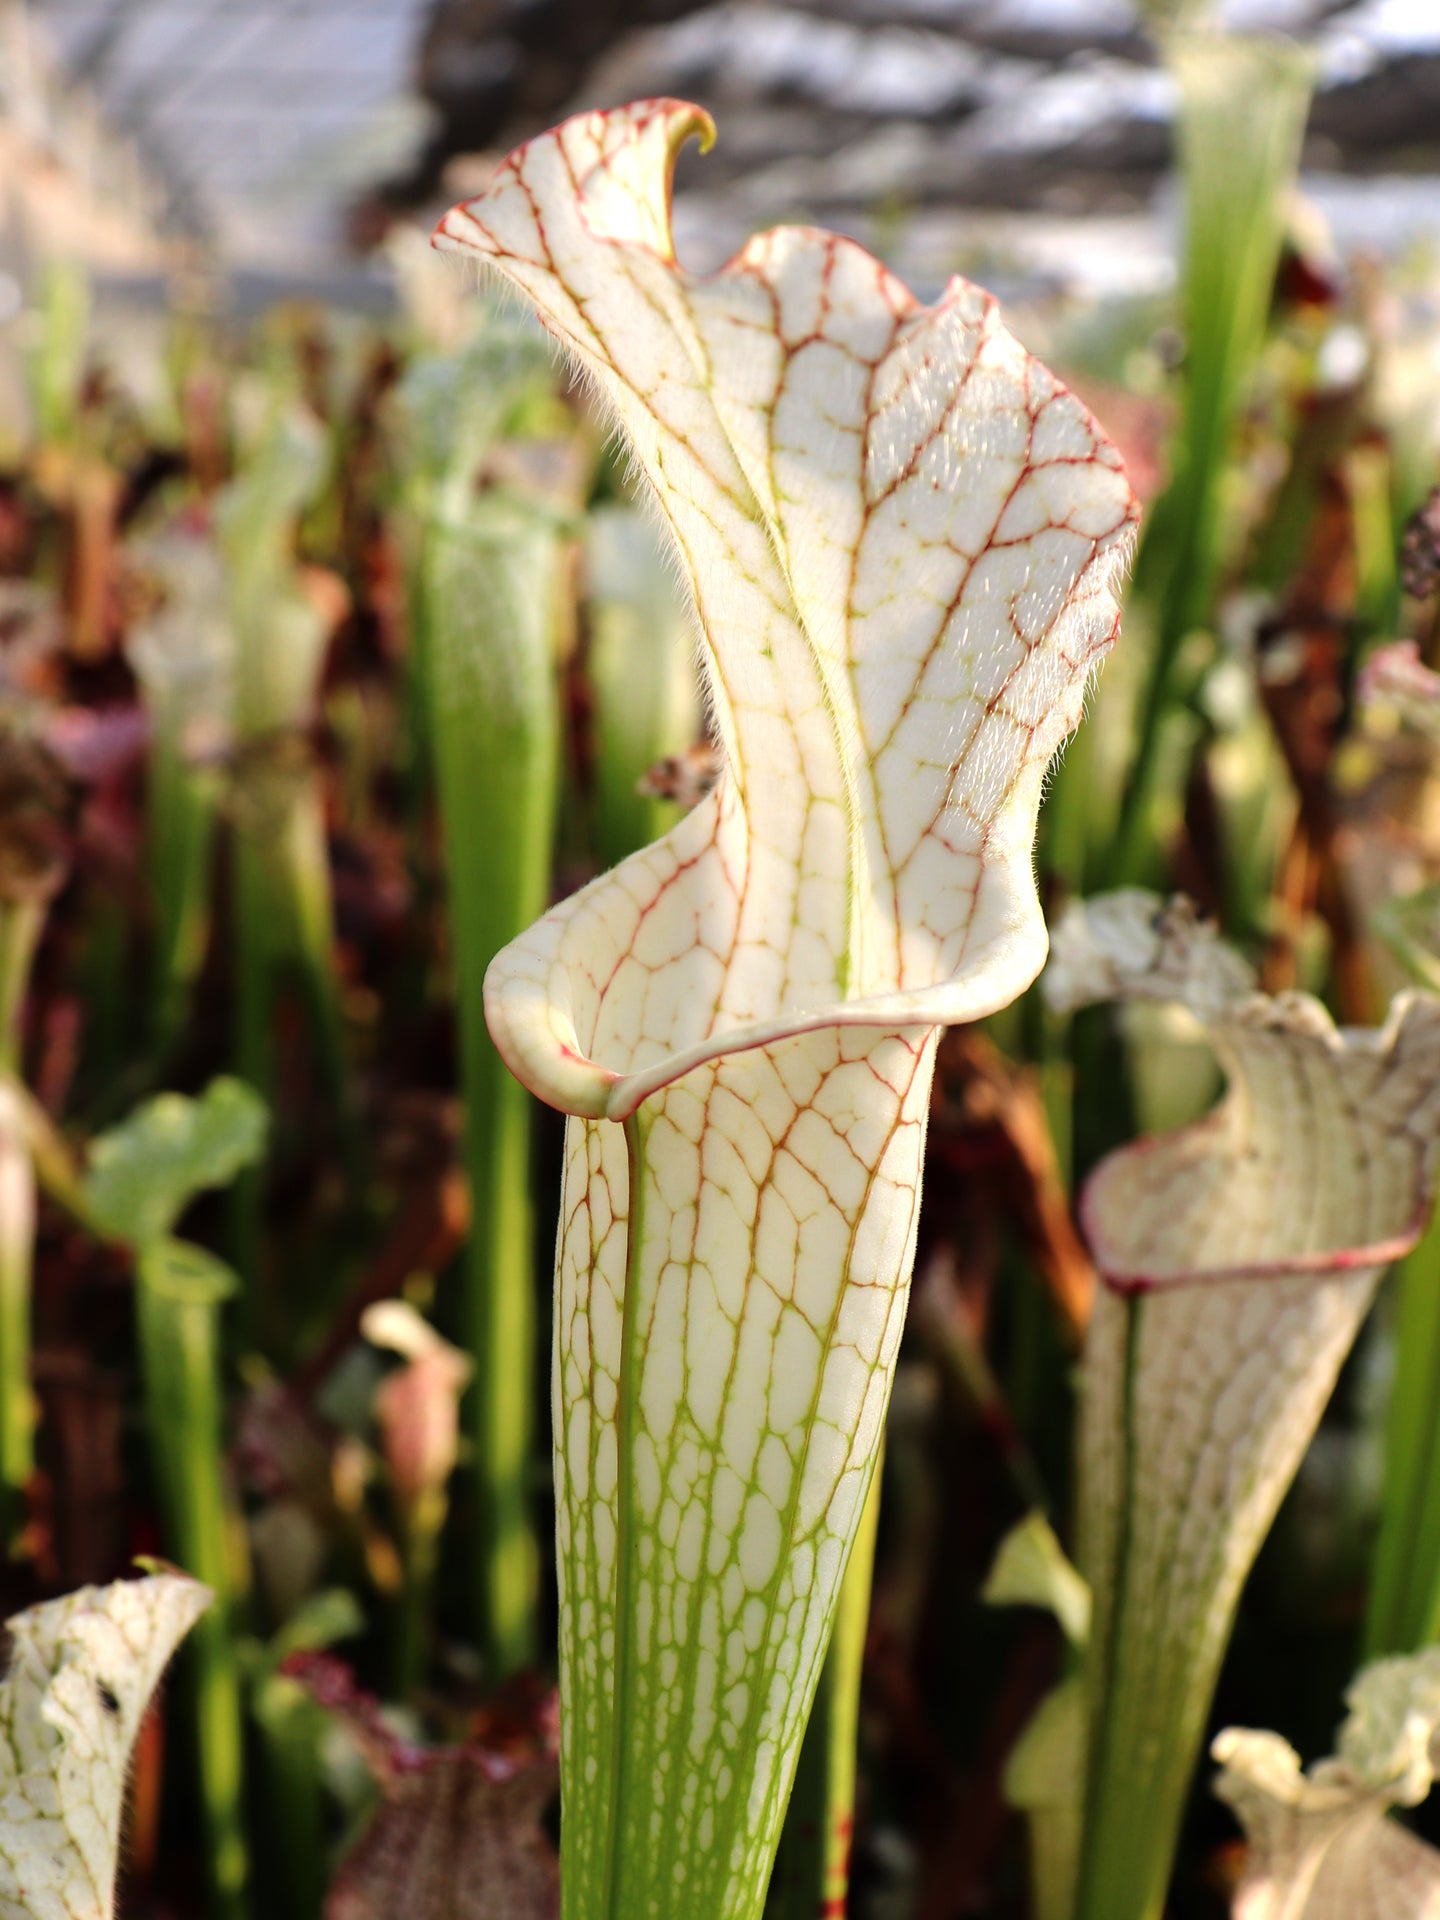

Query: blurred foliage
<box><xmin>0</xmin><ymin>34</ymin><xmax>1439</xmax><ymax>1915</ymax></box>
<box><xmin>85</xmin><ymin>1077</ymin><xmax>266</xmax><ymax>1246</ymax></box>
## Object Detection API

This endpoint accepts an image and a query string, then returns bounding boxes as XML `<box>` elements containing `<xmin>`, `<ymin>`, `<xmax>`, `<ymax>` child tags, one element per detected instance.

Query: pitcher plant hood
<box><xmin>435</xmin><ymin>99</ymin><xmax>1139</xmax><ymax>1123</ymax></box>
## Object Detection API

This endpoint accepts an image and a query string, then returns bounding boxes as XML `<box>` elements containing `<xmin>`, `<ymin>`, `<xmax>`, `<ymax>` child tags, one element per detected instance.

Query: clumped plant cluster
<box><xmin>1</xmin><ymin>23</ymin><xmax>1440</xmax><ymax>1920</ymax></box>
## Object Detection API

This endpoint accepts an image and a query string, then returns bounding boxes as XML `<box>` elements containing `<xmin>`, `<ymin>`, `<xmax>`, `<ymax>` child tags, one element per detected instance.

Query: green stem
<box><xmin>767</xmin><ymin>1460</ymin><xmax>882</xmax><ymax>1920</ymax></box>
<box><xmin>422</xmin><ymin>505</ymin><xmax>562</xmax><ymax>1677</ymax></box>
<box><xmin>1073</xmin><ymin>1298</ymin><xmax>1168</xmax><ymax>1920</ymax></box>
<box><xmin>595</xmin><ymin>1110</ymin><xmax>648</xmax><ymax>1920</ymax></box>
<box><xmin>149</xmin><ymin>730</ymin><xmax>221</xmax><ymax>1063</ymax></box>
<box><xmin>394</xmin><ymin>1499</ymin><xmax>444</xmax><ymax>1701</ymax></box>
<box><xmin>136</xmin><ymin>1239</ymin><xmax>250</xmax><ymax>1920</ymax></box>
<box><xmin>1365</xmin><ymin>1199</ymin><xmax>1440</xmax><ymax>1655</ymax></box>
<box><xmin>250</xmin><ymin>1672</ymin><xmax>326</xmax><ymax>1920</ymax></box>
<box><xmin>1348</xmin><ymin>443</ymin><xmax>1400</xmax><ymax>644</ymax></box>
<box><xmin>0</xmin><ymin>901</ymin><xmax>45</xmax><ymax>1560</ymax></box>
<box><xmin>0</xmin><ymin>898</ymin><xmax>46</xmax><ymax>1078</ymax></box>
<box><xmin>586</xmin><ymin>504</ymin><xmax>698</xmax><ymax>870</ymax></box>
<box><xmin>0</xmin><ymin>1080</ymin><xmax>35</xmax><ymax>1558</ymax></box>
<box><xmin>229</xmin><ymin>762</ymin><xmax>355</xmax><ymax>1311</ymax></box>
<box><xmin>229</xmin><ymin>823</ymin><xmax>274</xmax><ymax>1307</ymax></box>
<box><xmin>465</xmin><ymin>1045</ymin><xmax>542</xmax><ymax>1673</ymax></box>
<box><xmin>280</xmin><ymin>780</ymin><xmax>353</xmax><ymax>1131</ymax></box>
<box><xmin>1105</xmin><ymin>630</ymin><xmax>1192</xmax><ymax>889</ymax></box>
<box><xmin>401</xmin><ymin>554</ymin><xmax>435</xmax><ymax>839</ymax></box>
<box><xmin>1105</xmin><ymin>35</ymin><xmax>1313</xmax><ymax>885</ymax></box>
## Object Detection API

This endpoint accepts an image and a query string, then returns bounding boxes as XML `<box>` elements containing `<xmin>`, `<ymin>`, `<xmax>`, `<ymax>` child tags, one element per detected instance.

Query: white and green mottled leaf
<box><xmin>0</xmin><ymin>1573</ymin><xmax>211</xmax><ymax>1920</ymax></box>
<box><xmin>1214</xmin><ymin>1649</ymin><xmax>1440</xmax><ymax>1918</ymax></box>
<box><xmin>441</xmin><ymin>100</ymin><xmax>1138</xmax><ymax>1920</ymax></box>
<box><xmin>1045</xmin><ymin>890</ymin><xmax>1440</xmax><ymax>1920</ymax></box>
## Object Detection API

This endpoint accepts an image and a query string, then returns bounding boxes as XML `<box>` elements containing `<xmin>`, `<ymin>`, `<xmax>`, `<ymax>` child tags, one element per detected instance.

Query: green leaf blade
<box><xmin>85</xmin><ymin>1077</ymin><xmax>268</xmax><ymax>1248</ymax></box>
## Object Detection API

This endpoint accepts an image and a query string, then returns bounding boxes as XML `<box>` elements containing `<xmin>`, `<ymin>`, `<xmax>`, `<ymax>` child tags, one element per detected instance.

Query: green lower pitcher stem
<box><xmin>137</xmin><ymin>1246</ymin><xmax>250</xmax><ymax>1920</ymax></box>
<box><xmin>0</xmin><ymin>1078</ymin><xmax>35</xmax><ymax>1558</ymax></box>
<box><xmin>768</xmin><ymin>1459</ymin><xmax>883</xmax><ymax>1920</ymax></box>
<box><xmin>251</xmin><ymin>1671</ymin><xmax>327</xmax><ymax>1920</ymax></box>
<box><xmin>149</xmin><ymin>740</ymin><xmax>220</xmax><ymax>1063</ymax></box>
<box><xmin>1072</xmin><ymin>1298</ymin><xmax>1178</xmax><ymax>1920</ymax></box>
<box><xmin>0</xmin><ymin>901</ymin><xmax>45</xmax><ymax>1559</ymax></box>
<box><xmin>0</xmin><ymin>898</ymin><xmax>44</xmax><ymax>1078</ymax></box>
<box><xmin>419</xmin><ymin>508</ymin><xmax>561</xmax><ymax>1679</ymax></box>
<box><xmin>1366</xmin><ymin>1195</ymin><xmax>1440</xmax><ymax>1655</ymax></box>
<box><xmin>465</xmin><ymin>1049</ymin><xmax>540</xmax><ymax>1675</ymax></box>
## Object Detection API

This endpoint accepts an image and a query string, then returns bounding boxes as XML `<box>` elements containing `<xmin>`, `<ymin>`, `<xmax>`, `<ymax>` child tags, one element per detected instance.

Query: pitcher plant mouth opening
<box><xmin>435</xmin><ymin>95</ymin><xmax>1138</xmax><ymax>1920</ymax></box>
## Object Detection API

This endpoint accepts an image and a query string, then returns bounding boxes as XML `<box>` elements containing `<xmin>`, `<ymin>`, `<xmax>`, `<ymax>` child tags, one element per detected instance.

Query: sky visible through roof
<box><xmin>26</xmin><ymin>0</ymin><xmax>435</xmax><ymax>259</ymax></box>
<box><xmin>17</xmin><ymin>0</ymin><xmax>1440</xmax><ymax>293</ymax></box>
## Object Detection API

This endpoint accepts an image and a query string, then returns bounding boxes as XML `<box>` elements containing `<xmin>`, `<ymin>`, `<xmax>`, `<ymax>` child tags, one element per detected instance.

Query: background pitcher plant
<box><xmin>0</xmin><ymin>1574</ymin><xmax>211</xmax><ymax>1920</ymax></box>
<box><xmin>1043</xmin><ymin>892</ymin><xmax>1440</xmax><ymax>1920</ymax></box>
<box><xmin>1214</xmin><ymin>1648</ymin><xmax>1440</xmax><ymax>1920</ymax></box>
<box><xmin>436</xmin><ymin>99</ymin><xmax>1139</xmax><ymax>1920</ymax></box>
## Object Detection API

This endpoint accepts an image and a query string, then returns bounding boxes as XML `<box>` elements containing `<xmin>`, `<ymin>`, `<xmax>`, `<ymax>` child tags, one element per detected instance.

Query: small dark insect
<box><xmin>97</xmin><ymin>1682</ymin><xmax>120</xmax><ymax>1717</ymax></box>
<box><xmin>636</xmin><ymin>741</ymin><xmax>722</xmax><ymax>811</ymax></box>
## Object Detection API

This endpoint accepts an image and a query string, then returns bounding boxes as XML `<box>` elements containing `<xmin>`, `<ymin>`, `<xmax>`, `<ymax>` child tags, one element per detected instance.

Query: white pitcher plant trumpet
<box><xmin>437</xmin><ymin>99</ymin><xmax>1138</xmax><ymax>1920</ymax></box>
<box><xmin>1214</xmin><ymin>1648</ymin><xmax>1440</xmax><ymax>1919</ymax></box>
<box><xmin>1044</xmin><ymin>891</ymin><xmax>1440</xmax><ymax>1920</ymax></box>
